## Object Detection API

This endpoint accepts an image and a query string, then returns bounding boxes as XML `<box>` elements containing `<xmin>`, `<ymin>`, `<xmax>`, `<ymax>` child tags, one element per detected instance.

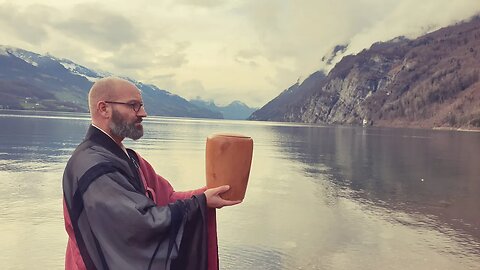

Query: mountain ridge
<box><xmin>250</xmin><ymin>15</ymin><xmax>480</xmax><ymax>130</ymax></box>
<box><xmin>0</xmin><ymin>46</ymin><xmax>222</xmax><ymax>119</ymax></box>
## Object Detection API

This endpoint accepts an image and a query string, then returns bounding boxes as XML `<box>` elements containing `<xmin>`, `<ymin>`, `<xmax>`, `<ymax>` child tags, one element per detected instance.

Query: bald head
<box><xmin>87</xmin><ymin>76</ymin><xmax>147</xmax><ymax>143</ymax></box>
<box><xmin>88</xmin><ymin>77</ymin><xmax>137</xmax><ymax>115</ymax></box>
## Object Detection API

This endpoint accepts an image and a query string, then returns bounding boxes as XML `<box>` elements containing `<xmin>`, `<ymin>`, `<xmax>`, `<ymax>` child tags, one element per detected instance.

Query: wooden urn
<box><xmin>206</xmin><ymin>133</ymin><xmax>253</xmax><ymax>201</ymax></box>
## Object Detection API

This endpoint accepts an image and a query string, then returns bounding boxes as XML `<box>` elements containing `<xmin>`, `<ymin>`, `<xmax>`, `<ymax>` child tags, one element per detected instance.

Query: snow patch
<box><xmin>1</xmin><ymin>46</ymin><xmax>40</xmax><ymax>67</ymax></box>
<box><xmin>58</xmin><ymin>61</ymin><xmax>77</xmax><ymax>72</ymax></box>
<box><xmin>57</xmin><ymin>58</ymin><xmax>102</xmax><ymax>82</ymax></box>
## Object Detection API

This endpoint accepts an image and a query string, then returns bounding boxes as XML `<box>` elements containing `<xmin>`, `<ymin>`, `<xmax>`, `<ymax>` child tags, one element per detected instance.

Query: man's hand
<box><xmin>204</xmin><ymin>185</ymin><xmax>242</xmax><ymax>208</ymax></box>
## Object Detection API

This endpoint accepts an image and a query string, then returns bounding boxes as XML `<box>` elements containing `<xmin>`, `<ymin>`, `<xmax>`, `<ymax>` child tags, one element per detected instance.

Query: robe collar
<box><xmin>84</xmin><ymin>125</ymin><xmax>145</xmax><ymax>193</ymax></box>
<box><xmin>85</xmin><ymin>125</ymin><xmax>130</xmax><ymax>161</ymax></box>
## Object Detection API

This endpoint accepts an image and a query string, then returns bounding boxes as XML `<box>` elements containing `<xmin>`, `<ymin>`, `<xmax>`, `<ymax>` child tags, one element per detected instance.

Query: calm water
<box><xmin>0</xmin><ymin>110</ymin><xmax>479</xmax><ymax>269</ymax></box>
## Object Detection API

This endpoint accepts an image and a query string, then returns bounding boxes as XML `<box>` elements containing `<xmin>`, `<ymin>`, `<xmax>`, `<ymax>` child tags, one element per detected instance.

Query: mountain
<box><xmin>190</xmin><ymin>98</ymin><xmax>257</xmax><ymax>120</ymax></box>
<box><xmin>249</xmin><ymin>71</ymin><xmax>326</xmax><ymax>121</ymax></box>
<box><xmin>221</xmin><ymin>100</ymin><xmax>257</xmax><ymax>120</ymax></box>
<box><xmin>0</xmin><ymin>46</ymin><xmax>221</xmax><ymax>119</ymax></box>
<box><xmin>250</xmin><ymin>16</ymin><xmax>480</xmax><ymax>129</ymax></box>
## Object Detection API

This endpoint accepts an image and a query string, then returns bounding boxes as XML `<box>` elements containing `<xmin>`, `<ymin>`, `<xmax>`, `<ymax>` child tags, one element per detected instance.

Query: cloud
<box><xmin>53</xmin><ymin>3</ymin><xmax>140</xmax><ymax>51</ymax></box>
<box><xmin>327</xmin><ymin>0</ymin><xmax>480</xmax><ymax>66</ymax></box>
<box><xmin>0</xmin><ymin>3</ymin><xmax>54</xmax><ymax>45</ymax></box>
<box><xmin>178</xmin><ymin>79</ymin><xmax>208</xmax><ymax>100</ymax></box>
<box><xmin>174</xmin><ymin>0</ymin><xmax>226</xmax><ymax>8</ymax></box>
<box><xmin>146</xmin><ymin>73</ymin><xmax>177</xmax><ymax>92</ymax></box>
<box><xmin>106</xmin><ymin>42</ymin><xmax>188</xmax><ymax>70</ymax></box>
<box><xmin>237</xmin><ymin>0</ymin><xmax>399</xmax><ymax>66</ymax></box>
<box><xmin>153</xmin><ymin>42</ymin><xmax>190</xmax><ymax>68</ymax></box>
<box><xmin>235</xmin><ymin>49</ymin><xmax>261</xmax><ymax>67</ymax></box>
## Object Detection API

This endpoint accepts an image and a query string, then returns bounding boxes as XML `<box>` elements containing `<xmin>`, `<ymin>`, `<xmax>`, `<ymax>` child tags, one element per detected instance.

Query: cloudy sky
<box><xmin>1</xmin><ymin>0</ymin><xmax>479</xmax><ymax>107</ymax></box>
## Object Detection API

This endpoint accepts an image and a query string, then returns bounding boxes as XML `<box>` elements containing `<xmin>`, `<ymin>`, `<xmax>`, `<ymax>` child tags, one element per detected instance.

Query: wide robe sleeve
<box><xmin>136</xmin><ymin>154</ymin><xmax>219</xmax><ymax>270</ymax></box>
<box><xmin>82</xmin><ymin>172</ymin><xmax>208</xmax><ymax>270</ymax></box>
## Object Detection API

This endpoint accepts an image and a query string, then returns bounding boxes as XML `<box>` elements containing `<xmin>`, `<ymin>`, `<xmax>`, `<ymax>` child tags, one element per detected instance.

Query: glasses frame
<box><xmin>104</xmin><ymin>101</ymin><xmax>144</xmax><ymax>113</ymax></box>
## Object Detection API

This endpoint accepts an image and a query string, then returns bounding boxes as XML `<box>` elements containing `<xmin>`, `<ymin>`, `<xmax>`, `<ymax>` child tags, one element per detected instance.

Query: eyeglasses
<box><xmin>105</xmin><ymin>101</ymin><xmax>144</xmax><ymax>112</ymax></box>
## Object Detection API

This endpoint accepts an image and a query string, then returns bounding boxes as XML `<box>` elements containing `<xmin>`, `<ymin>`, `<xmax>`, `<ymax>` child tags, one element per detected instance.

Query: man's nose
<box><xmin>137</xmin><ymin>105</ymin><xmax>147</xmax><ymax>117</ymax></box>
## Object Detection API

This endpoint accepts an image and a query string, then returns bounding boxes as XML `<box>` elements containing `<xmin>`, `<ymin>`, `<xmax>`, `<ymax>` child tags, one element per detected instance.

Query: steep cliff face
<box><xmin>251</xmin><ymin>16</ymin><xmax>480</xmax><ymax>129</ymax></box>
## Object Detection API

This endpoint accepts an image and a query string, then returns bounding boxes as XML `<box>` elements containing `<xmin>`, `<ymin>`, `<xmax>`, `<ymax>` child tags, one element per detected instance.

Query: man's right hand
<box><xmin>204</xmin><ymin>185</ymin><xmax>242</xmax><ymax>208</ymax></box>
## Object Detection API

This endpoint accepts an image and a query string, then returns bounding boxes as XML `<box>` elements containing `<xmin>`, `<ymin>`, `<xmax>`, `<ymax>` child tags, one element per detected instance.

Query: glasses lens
<box><xmin>133</xmin><ymin>103</ymin><xmax>142</xmax><ymax>112</ymax></box>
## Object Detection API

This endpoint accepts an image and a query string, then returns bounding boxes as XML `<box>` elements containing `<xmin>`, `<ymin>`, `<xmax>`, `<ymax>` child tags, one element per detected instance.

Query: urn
<box><xmin>206</xmin><ymin>133</ymin><xmax>253</xmax><ymax>201</ymax></box>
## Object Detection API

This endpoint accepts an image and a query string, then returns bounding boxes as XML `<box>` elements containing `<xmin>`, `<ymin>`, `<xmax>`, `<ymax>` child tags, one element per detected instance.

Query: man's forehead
<box><xmin>116</xmin><ymin>83</ymin><xmax>142</xmax><ymax>98</ymax></box>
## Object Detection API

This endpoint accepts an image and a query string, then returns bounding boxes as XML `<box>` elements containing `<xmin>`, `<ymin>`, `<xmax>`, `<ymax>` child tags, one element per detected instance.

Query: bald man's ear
<box><xmin>97</xmin><ymin>101</ymin><xmax>110</xmax><ymax>118</ymax></box>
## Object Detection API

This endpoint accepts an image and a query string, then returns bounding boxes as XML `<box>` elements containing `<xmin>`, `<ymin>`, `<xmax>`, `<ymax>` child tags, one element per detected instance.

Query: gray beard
<box><xmin>109</xmin><ymin>109</ymin><xmax>144</xmax><ymax>140</ymax></box>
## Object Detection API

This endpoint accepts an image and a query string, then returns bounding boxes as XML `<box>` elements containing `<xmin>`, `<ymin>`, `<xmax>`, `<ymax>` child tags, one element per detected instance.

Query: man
<box><xmin>63</xmin><ymin>77</ymin><xmax>240</xmax><ymax>270</ymax></box>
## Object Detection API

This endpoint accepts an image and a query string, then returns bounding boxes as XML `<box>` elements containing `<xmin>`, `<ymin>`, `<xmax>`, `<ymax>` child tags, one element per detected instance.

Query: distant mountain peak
<box><xmin>190</xmin><ymin>97</ymin><xmax>256</xmax><ymax>120</ymax></box>
<box><xmin>228</xmin><ymin>100</ymin><xmax>247</xmax><ymax>106</ymax></box>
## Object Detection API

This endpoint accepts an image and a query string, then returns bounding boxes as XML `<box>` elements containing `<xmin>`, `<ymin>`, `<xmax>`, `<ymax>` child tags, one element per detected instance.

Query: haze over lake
<box><xmin>0</xmin><ymin>110</ymin><xmax>479</xmax><ymax>269</ymax></box>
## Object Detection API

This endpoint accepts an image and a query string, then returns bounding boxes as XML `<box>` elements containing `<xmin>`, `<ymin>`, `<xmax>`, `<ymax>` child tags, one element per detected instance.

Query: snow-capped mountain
<box><xmin>0</xmin><ymin>45</ymin><xmax>221</xmax><ymax>118</ymax></box>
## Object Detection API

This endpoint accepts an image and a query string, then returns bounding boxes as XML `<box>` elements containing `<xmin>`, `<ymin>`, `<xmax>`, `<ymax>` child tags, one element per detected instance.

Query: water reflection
<box><xmin>269</xmin><ymin>125</ymin><xmax>480</xmax><ymax>246</ymax></box>
<box><xmin>0</xmin><ymin>114</ymin><xmax>89</xmax><ymax>170</ymax></box>
<box><xmin>1</xmin><ymin>111</ymin><xmax>480</xmax><ymax>269</ymax></box>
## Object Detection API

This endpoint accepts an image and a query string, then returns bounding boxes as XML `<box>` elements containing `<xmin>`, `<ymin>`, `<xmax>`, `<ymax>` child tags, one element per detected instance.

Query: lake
<box><xmin>0</xmin><ymin>110</ymin><xmax>479</xmax><ymax>269</ymax></box>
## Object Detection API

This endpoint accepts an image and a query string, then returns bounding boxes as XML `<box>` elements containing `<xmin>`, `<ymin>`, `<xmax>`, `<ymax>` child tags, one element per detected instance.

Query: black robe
<box><xmin>63</xmin><ymin>125</ymin><xmax>209</xmax><ymax>270</ymax></box>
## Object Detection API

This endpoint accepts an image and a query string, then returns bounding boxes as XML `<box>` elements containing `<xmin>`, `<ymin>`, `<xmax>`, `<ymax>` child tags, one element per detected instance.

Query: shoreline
<box><xmin>432</xmin><ymin>126</ymin><xmax>480</xmax><ymax>133</ymax></box>
<box><xmin>2</xmin><ymin>108</ymin><xmax>480</xmax><ymax>132</ymax></box>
